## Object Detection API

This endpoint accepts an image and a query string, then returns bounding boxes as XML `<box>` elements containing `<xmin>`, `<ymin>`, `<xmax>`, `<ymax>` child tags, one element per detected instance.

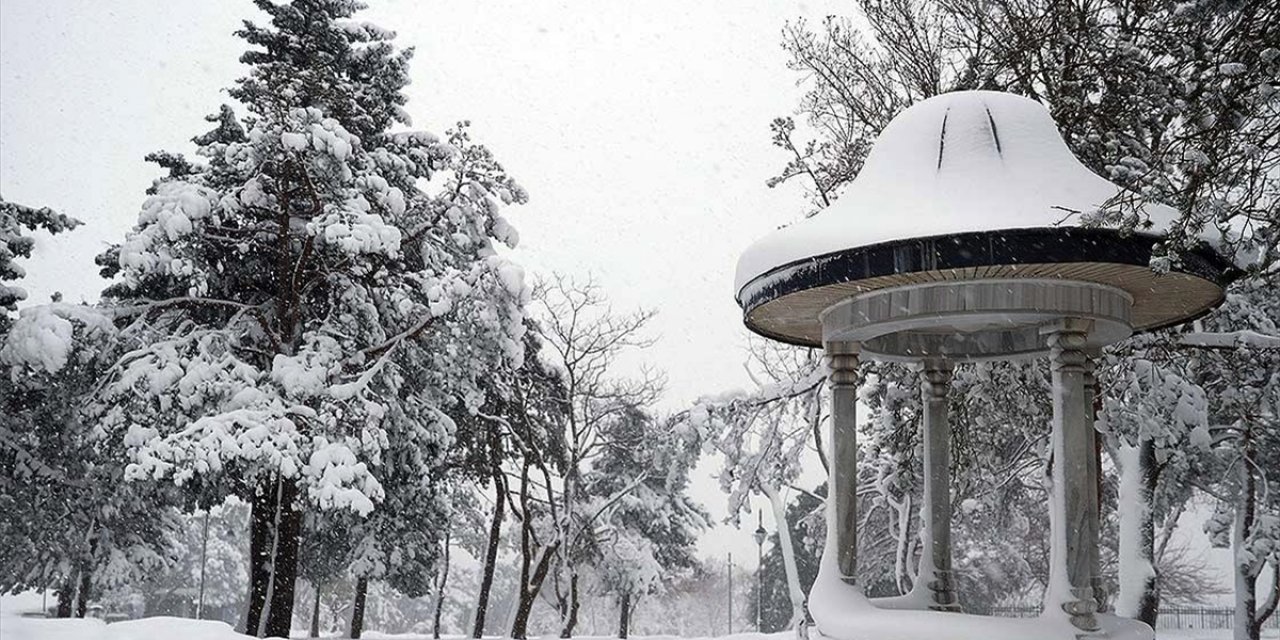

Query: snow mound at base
<box><xmin>0</xmin><ymin>616</ymin><xmax>261</xmax><ymax>640</ymax></box>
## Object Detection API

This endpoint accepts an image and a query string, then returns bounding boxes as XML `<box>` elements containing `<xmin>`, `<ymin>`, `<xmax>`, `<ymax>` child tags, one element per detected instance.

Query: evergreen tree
<box><xmin>131</xmin><ymin>499</ymin><xmax>251</xmax><ymax>623</ymax></box>
<box><xmin>586</xmin><ymin>405</ymin><xmax>708</xmax><ymax>637</ymax></box>
<box><xmin>297</xmin><ymin>509</ymin><xmax>355</xmax><ymax>636</ymax></box>
<box><xmin>1</xmin><ymin>303</ymin><xmax>181</xmax><ymax>617</ymax></box>
<box><xmin>0</xmin><ymin>197</ymin><xmax>80</xmax><ymax>330</ymax></box>
<box><xmin>90</xmin><ymin>1</ymin><xmax>531</xmax><ymax>635</ymax></box>
<box><xmin>445</xmin><ymin>325</ymin><xmax>568</xmax><ymax>638</ymax></box>
<box><xmin>0</xmin><ymin>198</ymin><xmax>175</xmax><ymax>617</ymax></box>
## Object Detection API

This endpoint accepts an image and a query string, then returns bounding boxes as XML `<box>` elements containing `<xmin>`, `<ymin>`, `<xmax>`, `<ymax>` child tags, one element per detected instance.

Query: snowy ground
<box><xmin>3</xmin><ymin>617</ymin><xmax>1278</xmax><ymax>640</ymax></box>
<box><xmin>2</xmin><ymin>596</ymin><xmax>1276</xmax><ymax>640</ymax></box>
<box><xmin>1157</xmin><ymin>634</ymin><xmax>1280</xmax><ymax>640</ymax></box>
<box><xmin>0</xmin><ymin>617</ymin><xmax>774</xmax><ymax>640</ymax></box>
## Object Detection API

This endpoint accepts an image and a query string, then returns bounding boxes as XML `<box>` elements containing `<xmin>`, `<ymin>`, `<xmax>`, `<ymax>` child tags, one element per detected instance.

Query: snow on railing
<box><xmin>1179</xmin><ymin>330</ymin><xmax>1280</xmax><ymax>350</ymax></box>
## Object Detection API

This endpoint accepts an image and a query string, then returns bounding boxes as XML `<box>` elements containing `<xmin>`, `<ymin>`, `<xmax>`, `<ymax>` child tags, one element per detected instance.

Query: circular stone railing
<box><xmin>820</xmin><ymin>279</ymin><xmax>1134</xmax><ymax>362</ymax></box>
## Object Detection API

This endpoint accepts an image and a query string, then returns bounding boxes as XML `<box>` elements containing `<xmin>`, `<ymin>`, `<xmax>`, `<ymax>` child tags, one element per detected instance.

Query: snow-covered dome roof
<box><xmin>735</xmin><ymin>91</ymin><xmax>1236</xmax><ymax>347</ymax></box>
<box><xmin>737</xmin><ymin>91</ymin><xmax>1169</xmax><ymax>290</ymax></box>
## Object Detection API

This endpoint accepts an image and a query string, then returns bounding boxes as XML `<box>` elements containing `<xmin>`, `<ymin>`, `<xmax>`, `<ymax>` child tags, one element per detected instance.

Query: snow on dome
<box><xmin>735</xmin><ymin>91</ymin><xmax>1177</xmax><ymax>293</ymax></box>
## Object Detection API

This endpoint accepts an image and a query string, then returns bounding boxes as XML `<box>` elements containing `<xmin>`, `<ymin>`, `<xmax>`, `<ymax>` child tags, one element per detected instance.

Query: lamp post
<box><xmin>727</xmin><ymin>553</ymin><xmax>733</xmax><ymax>635</ymax></box>
<box><xmin>196</xmin><ymin>510</ymin><xmax>209</xmax><ymax>619</ymax></box>
<box><xmin>753</xmin><ymin>510</ymin><xmax>767</xmax><ymax>631</ymax></box>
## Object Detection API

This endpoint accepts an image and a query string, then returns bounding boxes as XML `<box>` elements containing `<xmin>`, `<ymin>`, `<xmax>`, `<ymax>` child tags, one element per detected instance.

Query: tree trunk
<box><xmin>55</xmin><ymin>576</ymin><xmax>74</xmax><ymax>618</ymax></box>
<box><xmin>244</xmin><ymin>485</ymin><xmax>272</xmax><ymax>634</ymax></box>
<box><xmin>511</xmin><ymin>459</ymin><xmax>559</xmax><ymax>640</ymax></box>
<box><xmin>245</xmin><ymin>476</ymin><xmax>304</xmax><ymax>638</ymax></box>
<box><xmin>350</xmin><ymin>577</ymin><xmax>369</xmax><ymax>639</ymax></box>
<box><xmin>761</xmin><ymin>482</ymin><xmax>806</xmax><ymax>629</ymax></box>
<box><xmin>1136</xmin><ymin>439</ymin><xmax>1162</xmax><ymax>627</ymax></box>
<box><xmin>510</xmin><ymin>590</ymin><xmax>534</xmax><ymax>640</ymax></box>
<box><xmin>433</xmin><ymin>531</ymin><xmax>451</xmax><ymax>640</ymax></box>
<box><xmin>1254</xmin><ymin>562</ymin><xmax>1280</xmax><ymax>640</ymax></box>
<box><xmin>1234</xmin><ymin>432</ymin><xmax>1257</xmax><ymax>640</ymax></box>
<box><xmin>511</xmin><ymin>546</ymin><xmax>557</xmax><ymax>639</ymax></box>
<box><xmin>75</xmin><ymin>567</ymin><xmax>91</xmax><ymax>618</ymax></box>
<box><xmin>559</xmin><ymin>573</ymin><xmax>579</xmax><ymax>638</ymax></box>
<box><xmin>310</xmin><ymin>582</ymin><xmax>322</xmax><ymax>638</ymax></box>
<box><xmin>432</xmin><ymin>589</ymin><xmax>446</xmax><ymax>639</ymax></box>
<box><xmin>618</xmin><ymin>591</ymin><xmax>631</xmax><ymax>639</ymax></box>
<box><xmin>472</xmin><ymin>475</ymin><xmax>505</xmax><ymax>638</ymax></box>
<box><xmin>557</xmin><ymin>467</ymin><xmax>581</xmax><ymax>639</ymax></box>
<box><xmin>1234</xmin><ymin>527</ymin><xmax>1257</xmax><ymax>640</ymax></box>
<box><xmin>263</xmin><ymin>480</ymin><xmax>303</xmax><ymax>638</ymax></box>
<box><xmin>1116</xmin><ymin>441</ymin><xmax>1161</xmax><ymax>627</ymax></box>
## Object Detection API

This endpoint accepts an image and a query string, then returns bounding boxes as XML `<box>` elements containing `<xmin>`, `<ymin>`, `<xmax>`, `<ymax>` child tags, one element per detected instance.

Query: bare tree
<box><xmin>1156</xmin><ymin>540</ymin><xmax>1230</xmax><ymax>605</ymax></box>
<box><xmin>532</xmin><ymin>273</ymin><xmax>664</xmax><ymax>637</ymax></box>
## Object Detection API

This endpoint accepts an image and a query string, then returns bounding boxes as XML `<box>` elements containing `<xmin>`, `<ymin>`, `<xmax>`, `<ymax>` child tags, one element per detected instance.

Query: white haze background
<box><xmin>0</xmin><ymin>0</ymin><xmax>1232</xmax><ymax>589</ymax></box>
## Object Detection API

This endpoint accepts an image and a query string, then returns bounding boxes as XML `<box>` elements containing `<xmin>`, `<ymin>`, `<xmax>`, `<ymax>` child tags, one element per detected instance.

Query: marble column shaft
<box><xmin>827</xmin><ymin>342</ymin><xmax>860</xmax><ymax>583</ymax></box>
<box><xmin>920</xmin><ymin>359</ymin><xmax>960</xmax><ymax>611</ymax></box>
<box><xmin>1083</xmin><ymin>351</ymin><xmax>1106</xmax><ymax>613</ymax></box>
<box><xmin>1046</xmin><ymin>320</ymin><xmax>1101</xmax><ymax>632</ymax></box>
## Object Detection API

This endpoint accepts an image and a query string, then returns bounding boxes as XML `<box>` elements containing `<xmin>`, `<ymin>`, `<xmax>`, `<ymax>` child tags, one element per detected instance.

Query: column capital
<box><xmin>920</xmin><ymin>358</ymin><xmax>954</xmax><ymax>399</ymax></box>
<box><xmin>1082</xmin><ymin>348</ymin><xmax>1100</xmax><ymax>394</ymax></box>
<box><xmin>825</xmin><ymin>341</ymin><xmax>861</xmax><ymax>387</ymax></box>
<box><xmin>1043</xmin><ymin>318</ymin><xmax>1092</xmax><ymax>372</ymax></box>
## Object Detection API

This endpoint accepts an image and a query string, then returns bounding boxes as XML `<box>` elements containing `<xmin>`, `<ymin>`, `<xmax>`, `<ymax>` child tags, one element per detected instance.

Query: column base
<box><xmin>1091</xmin><ymin>576</ymin><xmax>1109</xmax><ymax>614</ymax></box>
<box><xmin>924</xmin><ymin>571</ymin><xmax>961</xmax><ymax>612</ymax></box>
<box><xmin>1061</xmin><ymin>586</ymin><xmax>1101</xmax><ymax>632</ymax></box>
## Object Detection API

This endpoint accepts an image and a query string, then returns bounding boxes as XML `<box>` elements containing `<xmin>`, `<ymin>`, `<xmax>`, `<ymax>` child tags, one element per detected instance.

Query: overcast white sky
<box><xmin>0</xmin><ymin>0</ymin><xmax>1240</xmax><ymax>594</ymax></box>
<box><xmin>1</xmin><ymin>0</ymin><xmax>852</xmax><ymax>566</ymax></box>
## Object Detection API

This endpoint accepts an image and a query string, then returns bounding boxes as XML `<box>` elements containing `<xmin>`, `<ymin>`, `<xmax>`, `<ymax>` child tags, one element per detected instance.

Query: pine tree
<box><xmin>90</xmin><ymin>1</ymin><xmax>531</xmax><ymax>635</ymax></box>
<box><xmin>458</xmin><ymin>325</ymin><xmax>569</xmax><ymax>638</ymax></box>
<box><xmin>1</xmin><ymin>303</ymin><xmax>181</xmax><ymax>617</ymax></box>
<box><xmin>586</xmin><ymin>405</ymin><xmax>708</xmax><ymax>638</ymax></box>
<box><xmin>1</xmin><ymin>197</ymin><xmax>81</xmax><ymax>330</ymax></box>
<box><xmin>0</xmin><ymin>198</ymin><xmax>178</xmax><ymax>617</ymax></box>
<box><xmin>130</xmin><ymin>499</ymin><xmax>251</xmax><ymax>622</ymax></box>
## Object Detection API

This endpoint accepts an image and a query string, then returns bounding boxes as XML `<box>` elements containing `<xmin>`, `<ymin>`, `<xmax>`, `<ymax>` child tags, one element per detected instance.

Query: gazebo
<box><xmin>734</xmin><ymin>91</ymin><xmax>1236</xmax><ymax>639</ymax></box>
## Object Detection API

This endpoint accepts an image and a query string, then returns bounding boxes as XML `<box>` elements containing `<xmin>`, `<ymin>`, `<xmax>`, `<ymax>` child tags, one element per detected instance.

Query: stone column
<box><xmin>1083</xmin><ymin>349</ymin><xmax>1106</xmax><ymax>614</ymax></box>
<box><xmin>1045</xmin><ymin>320</ymin><xmax>1100</xmax><ymax>632</ymax></box>
<box><xmin>918</xmin><ymin>359</ymin><xmax>960</xmax><ymax>611</ymax></box>
<box><xmin>826</xmin><ymin>341</ymin><xmax>860</xmax><ymax>584</ymax></box>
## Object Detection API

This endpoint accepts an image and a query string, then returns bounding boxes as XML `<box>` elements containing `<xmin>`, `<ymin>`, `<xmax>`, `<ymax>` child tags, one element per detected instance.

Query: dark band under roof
<box><xmin>738</xmin><ymin>226</ymin><xmax>1238</xmax><ymax>347</ymax></box>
